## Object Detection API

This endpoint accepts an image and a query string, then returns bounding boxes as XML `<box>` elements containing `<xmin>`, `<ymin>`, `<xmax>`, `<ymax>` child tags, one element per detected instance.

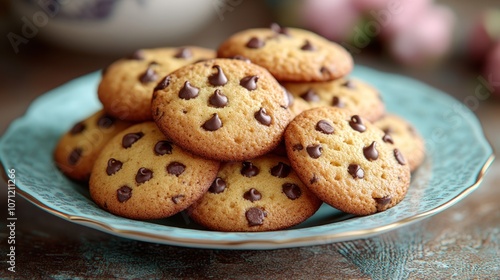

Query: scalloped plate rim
<box><xmin>0</xmin><ymin>65</ymin><xmax>494</xmax><ymax>250</ymax></box>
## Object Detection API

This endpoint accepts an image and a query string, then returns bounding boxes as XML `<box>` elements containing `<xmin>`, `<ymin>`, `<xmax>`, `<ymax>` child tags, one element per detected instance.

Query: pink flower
<box><xmin>352</xmin><ymin>0</ymin><xmax>391</xmax><ymax>12</ymax></box>
<box><xmin>378</xmin><ymin>0</ymin><xmax>433</xmax><ymax>39</ymax></box>
<box><xmin>301</xmin><ymin>0</ymin><xmax>360</xmax><ymax>42</ymax></box>
<box><xmin>389</xmin><ymin>4</ymin><xmax>455</xmax><ymax>66</ymax></box>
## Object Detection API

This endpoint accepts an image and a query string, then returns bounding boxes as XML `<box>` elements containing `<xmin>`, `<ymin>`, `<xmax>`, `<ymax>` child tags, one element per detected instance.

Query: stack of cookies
<box><xmin>54</xmin><ymin>23</ymin><xmax>425</xmax><ymax>232</ymax></box>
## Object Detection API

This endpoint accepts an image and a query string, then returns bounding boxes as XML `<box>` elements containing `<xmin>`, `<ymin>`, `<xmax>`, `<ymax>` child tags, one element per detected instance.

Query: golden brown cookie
<box><xmin>89</xmin><ymin>122</ymin><xmax>220</xmax><ymax>220</ymax></box>
<box><xmin>284</xmin><ymin>107</ymin><xmax>411</xmax><ymax>216</ymax></box>
<box><xmin>282</xmin><ymin>77</ymin><xmax>385</xmax><ymax>121</ymax></box>
<box><xmin>188</xmin><ymin>155</ymin><xmax>322</xmax><ymax>231</ymax></box>
<box><xmin>374</xmin><ymin>114</ymin><xmax>425</xmax><ymax>172</ymax></box>
<box><xmin>151</xmin><ymin>58</ymin><xmax>292</xmax><ymax>161</ymax></box>
<box><xmin>54</xmin><ymin>109</ymin><xmax>132</xmax><ymax>181</ymax></box>
<box><xmin>217</xmin><ymin>24</ymin><xmax>353</xmax><ymax>82</ymax></box>
<box><xmin>98</xmin><ymin>46</ymin><xmax>216</xmax><ymax>122</ymax></box>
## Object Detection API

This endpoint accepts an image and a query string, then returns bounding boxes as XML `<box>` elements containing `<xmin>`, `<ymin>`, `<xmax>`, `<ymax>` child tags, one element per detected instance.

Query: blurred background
<box><xmin>1</xmin><ymin>2</ymin><xmax>499</xmax><ymax>277</ymax></box>
<box><xmin>0</xmin><ymin>0</ymin><xmax>499</xmax><ymax>136</ymax></box>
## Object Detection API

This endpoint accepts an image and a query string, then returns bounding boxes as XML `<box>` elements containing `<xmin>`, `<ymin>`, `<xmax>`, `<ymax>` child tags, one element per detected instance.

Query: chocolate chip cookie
<box><xmin>188</xmin><ymin>155</ymin><xmax>322</xmax><ymax>231</ymax></box>
<box><xmin>284</xmin><ymin>107</ymin><xmax>411</xmax><ymax>216</ymax></box>
<box><xmin>89</xmin><ymin>122</ymin><xmax>220</xmax><ymax>220</ymax></box>
<box><xmin>374</xmin><ymin>114</ymin><xmax>425</xmax><ymax>172</ymax></box>
<box><xmin>217</xmin><ymin>23</ymin><xmax>353</xmax><ymax>82</ymax></box>
<box><xmin>54</xmin><ymin>109</ymin><xmax>132</xmax><ymax>181</ymax></box>
<box><xmin>151</xmin><ymin>58</ymin><xmax>292</xmax><ymax>161</ymax></box>
<box><xmin>282</xmin><ymin>77</ymin><xmax>385</xmax><ymax>121</ymax></box>
<box><xmin>98</xmin><ymin>46</ymin><xmax>216</xmax><ymax>122</ymax></box>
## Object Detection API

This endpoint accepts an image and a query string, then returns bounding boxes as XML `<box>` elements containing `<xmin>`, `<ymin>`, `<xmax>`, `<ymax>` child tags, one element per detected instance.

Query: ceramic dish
<box><xmin>0</xmin><ymin>65</ymin><xmax>494</xmax><ymax>250</ymax></box>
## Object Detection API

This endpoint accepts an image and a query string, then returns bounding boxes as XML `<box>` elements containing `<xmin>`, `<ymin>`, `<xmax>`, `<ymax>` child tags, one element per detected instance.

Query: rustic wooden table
<box><xmin>1</xmin><ymin>1</ymin><xmax>499</xmax><ymax>279</ymax></box>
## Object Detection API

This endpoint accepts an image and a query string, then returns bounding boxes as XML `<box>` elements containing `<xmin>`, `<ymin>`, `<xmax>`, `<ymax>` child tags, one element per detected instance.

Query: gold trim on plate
<box><xmin>1</xmin><ymin>153</ymin><xmax>495</xmax><ymax>248</ymax></box>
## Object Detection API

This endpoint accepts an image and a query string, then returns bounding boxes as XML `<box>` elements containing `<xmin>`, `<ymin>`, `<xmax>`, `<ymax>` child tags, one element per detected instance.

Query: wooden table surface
<box><xmin>1</xmin><ymin>1</ymin><xmax>499</xmax><ymax>279</ymax></box>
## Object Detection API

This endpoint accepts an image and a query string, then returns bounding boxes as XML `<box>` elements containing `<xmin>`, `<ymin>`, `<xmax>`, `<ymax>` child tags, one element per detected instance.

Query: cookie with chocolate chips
<box><xmin>151</xmin><ymin>58</ymin><xmax>292</xmax><ymax>161</ymax></box>
<box><xmin>89</xmin><ymin>122</ymin><xmax>220</xmax><ymax>220</ymax></box>
<box><xmin>98</xmin><ymin>46</ymin><xmax>216</xmax><ymax>122</ymax></box>
<box><xmin>217</xmin><ymin>23</ymin><xmax>353</xmax><ymax>82</ymax></box>
<box><xmin>187</xmin><ymin>155</ymin><xmax>322</xmax><ymax>231</ymax></box>
<box><xmin>54</xmin><ymin>109</ymin><xmax>133</xmax><ymax>181</ymax></box>
<box><xmin>282</xmin><ymin>77</ymin><xmax>385</xmax><ymax>121</ymax></box>
<box><xmin>284</xmin><ymin>107</ymin><xmax>411</xmax><ymax>216</ymax></box>
<box><xmin>374</xmin><ymin>114</ymin><xmax>425</xmax><ymax>172</ymax></box>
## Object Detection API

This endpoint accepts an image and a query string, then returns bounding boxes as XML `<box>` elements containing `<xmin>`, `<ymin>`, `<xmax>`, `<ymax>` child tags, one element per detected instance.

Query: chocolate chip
<box><xmin>229</xmin><ymin>55</ymin><xmax>251</xmax><ymax>63</ymax></box>
<box><xmin>301</xmin><ymin>40</ymin><xmax>316</xmax><ymax>51</ymax></box>
<box><xmin>154</xmin><ymin>141</ymin><xmax>173</xmax><ymax>155</ymax></box>
<box><xmin>167</xmin><ymin>162</ymin><xmax>186</xmax><ymax>176</ymax></box>
<box><xmin>245</xmin><ymin>207</ymin><xmax>266</xmax><ymax>226</ymax></box>
<box><xmin>117</xmin><ymin>186</ymin><xmax>132</xmax><ymax>202</ymax></box>
<box><xmin>97</xmin><ymin>114</ymin><xmax>115</xmax><ymax>129</ymax></box>
<box><xmin>300</xmin><ymin>89</ymin><xmax>320</xmax><ymax>102</ymax></box>
<box><xmin>394</xmin><ymin>149</ymin><xmax>406</xmax><ymax>165</ymax></box>
<box><xmin>342</xmin><ymin>80</ymin><xmax>355</xmax><ymax>89</ymax></box>
<box><xmin>135</xmin><ymin>167</ymin><xmax>153</xmax><ymax>184</ymax></box>
<box><xmin>70</xmin><ymin>122</ymin><xmax>85</xmax><ymax>135</ymax></box>
<box><xmin>209</xmin><ymin>177</ymin><xmax>226</xmax><ymax>194</ymax></box>
<box><xmin>208</xmin><ymin>89</ymin><xmax>228</xmax><ymax>108</ymax></box>
<box><xmin>243</xmin><ymin>188</ymin><xmax>262</xmax><ymax>202</ymax></box>
<box><xmin>282</xmin><ymin>183</ymin><xmax>301</xmax><ymax>200</ymax></box>
<box><xmin>172</xmin><ymin>194</ymin><xmax>185</xmax><ymax>204</ymax></box>
<box><xmin>254</xmin><ymin>108</ymin><xmax>271</xmax><ymax>126</ymax></box>
<box><xmin>246</xmin><ymin>37</ymin><xmax>265</xmax><ymax>48</ymax></box>
<box><xmin>270</xmin><ymin>162</ymin><xmax>291</xmax><ymax>178</ymax></box>
<box><xmin>106</xmin><ymin>158</ymin><xmax>122</xmax><ymax>175</ymax></box>
<box><xmin>349</xmin><ymin>115</ymin><xmax>366</xmax><ymax>132</ymax></box>
<box><xmin>122</xmin><ymin>132</ymin><xmax>144</xmax><ymax>148</ymax></box>
<box><xmin>363</xmin><ymin>141</ymin><xmax>379</xmax><ymax>161</ymax></box>
<box><xmin>139</xmin><ymin>64</ymin><xmax>158</xmax><ymax>84</ymax></box>
<box><xmin>208</xmin><ymin>65</ymin><xmax>228</xmax><ymax>86</ymax></box>
<box><xmin>382</xmin><ymin>133</ymin><xmax>394</xmax><ymax>144</ymax></box>
<box><xmin>174</xmin><ymin>47</ymin><xmax>192</xmax><ymax>59</ymax></box>
<box><xmin>374</xmin><ymin>196</ymin><xmax>392</xmax><ymax>206</ymax></box>
<box><xmin>154</xmin><ymin>107</ymin><xmax>164</xmax><ymax>121</ymax></box>
<box><xmin>270</xmin><ymin>22</ymin><xmax>290</xmax><ymax>36</ymax></box>
<box><xmin>293</xmin><ymin>144</ymin><xmax>303</xmax><ymax>151</ymax></box>
<box><xmin>383</xmin><ymin>127</ymin><xmax>393</xmax><ymax>134</ymax></box>
<box><xmin>179</xmin><ymin>81</ymin><xmax>199</xmax><ymax>100</ymax></box>
<box><xmin>316</xmin><ymin>120</ymin><xmax>334</xmax><ymax>134</ymax></box>
<box><xmin>126</xmin><ymin>50</ymin><xmax>145</xmax><ymax>60</ymax></box>
<box><xmin>320</xmin><ymin>66</ymin><xmax>331</xmax><ymax>75</ymax></box>
<box><xmin>154</xmin><ymin>76</ymin><xmax>171</xmax><ymax>91</ymax></box>
<box><xmin>306</xmin><ymin>144</ymin><xmax>322</xmax><ymax>159</ymax></box>
<box><xmin>240</xmin><ymin>75</ymin><xmax>259</xmax><ymax>91</ymax></box>
<box><xmin>68</xmin><ymin>148</ymin><xmax>82</xmax><ymax>165</ymax></box>
<box><xmin>348</xmin><ymin>164</ymin><xmax>364</xmax><ymax>179</ymax></box>
<box><xmin>332</xmin><ymin>96</ymin><xmax>345</xmax><ymax>108</ymax></box>
<box><xmin>202</xmin><ymin>113</ymin><xmax>222</xmax><ymax>131</ymax></box>
<box><xmin>241</xmin><ymin>161</ymin><xmax>259</xmax><ymax>177</ymax></box>
<box><xmin>310</xmin><ymin>176</ymin><xmax>318</xmax><ymax>184</ymax></box>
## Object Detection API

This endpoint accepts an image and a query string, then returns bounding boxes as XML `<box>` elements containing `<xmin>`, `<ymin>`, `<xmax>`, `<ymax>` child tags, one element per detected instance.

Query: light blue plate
<box><xmin>0</xmin><ymin>66</ymin><xmax>494</xmax><ymax>249</ymax></box>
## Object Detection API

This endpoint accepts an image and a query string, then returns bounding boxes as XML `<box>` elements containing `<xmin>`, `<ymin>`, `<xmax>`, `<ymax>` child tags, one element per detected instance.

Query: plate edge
<box><xmin>0</xmin><ymin>153</ymin><xmax>494</xmax><ymax>250</ymax></box>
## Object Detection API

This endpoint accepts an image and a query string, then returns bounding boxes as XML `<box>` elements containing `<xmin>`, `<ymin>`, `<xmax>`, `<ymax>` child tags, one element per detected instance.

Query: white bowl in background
<box><xmin>10</xmin><ymin>0</ymin><xmax>217</xmax><ymax>54</ymax></box>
